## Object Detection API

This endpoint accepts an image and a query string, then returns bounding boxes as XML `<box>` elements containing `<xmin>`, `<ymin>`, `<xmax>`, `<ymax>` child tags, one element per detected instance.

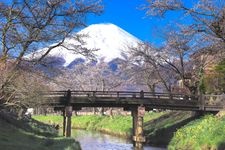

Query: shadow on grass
<box><xmin>0</xmin><ymin>111</ymin><xmax>58</xmax><ymax>137</ymax></box>
<box><xmin>218</xmin><ymin>142</ymin><xmax>225</xmax><ymax>150</ymax></box>
<box><xmin>0</xmin><ymin>112</ymin><xmax>80</xmax><ymax>150</ymax></box>
<box><xmin>28</xmin><ymin>118</ymin><xmax>59</xmax><ymax>137</ymax></box>
<box><xmin>143</xmin><ymin>111</ymin><xmax>201</xmax><ymax>147</ymax></box>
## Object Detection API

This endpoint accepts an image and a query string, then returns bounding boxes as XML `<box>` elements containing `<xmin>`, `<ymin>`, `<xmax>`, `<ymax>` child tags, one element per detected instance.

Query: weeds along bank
<box><xmin>0</xmin><ymin>111</ymin><xmax>81</xmax><ymax>150</ymax></box>
<box><xmin>34</xmin><ymin>111</ymin><xmax>225</xmax><ymax>149</ymax></box>
<box><xmin>33</xmin><ymin>112</ymin><xmax>165</xmax><ymax>138</ymax></box>
<box><xmin>34</xmin><ymin>111</ymin><xmax>199</xmax><ymax>147</ymax></box>
<box><xmin>168</xmin><ymin>114</ymin><xmax>225</xmax><ymax>150</ymax></box>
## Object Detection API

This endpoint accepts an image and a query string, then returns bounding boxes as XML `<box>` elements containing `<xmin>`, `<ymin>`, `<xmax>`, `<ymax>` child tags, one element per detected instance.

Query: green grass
<box><xmin>34</xmin><ymin>112</ymin><xmax>165</xmax><ymax>137</ymax></box>
<box><xmin>144</xmin><ymin>111</ymin><xmax>194</xmax><ymax>136</ymax></box>
<box><xmin>168</xmin><ymin>114</ymin><xmax>225</xmax><ymax>150</ymax></box>
<box><xmin>33</xmin><ymin>115</ymin><xmax>63</xmax><ymax>126</ymax></box>
<box><xmin>143</xmin><ymin>111</ymin><xmax>196</xmax><ymax>146</ymax></box>
<box><xmin>34</xmin><ymin>112</ymin><xmax>225</xmax><ymax>149</ymax></box>
<box><xmin>0</xmin><ymin>116</ymin><xmax>80</xmax><ymax>150</ymax></box>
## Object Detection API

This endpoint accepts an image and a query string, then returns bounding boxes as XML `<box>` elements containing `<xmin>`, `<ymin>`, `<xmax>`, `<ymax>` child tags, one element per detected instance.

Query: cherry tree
<box><xmin>0</xmin><ymin>0</ymin><xmax>103</xmax><ymax>111</ymax></box>
<box><xmin>132</xmin><ymin>0</ymin><xmax>225</xmax><ymax>94</ymax></box>
<box><xmin>143</xmin><ymin>0</ymin><xmax>225</xmax><ymax>44</ymax></box>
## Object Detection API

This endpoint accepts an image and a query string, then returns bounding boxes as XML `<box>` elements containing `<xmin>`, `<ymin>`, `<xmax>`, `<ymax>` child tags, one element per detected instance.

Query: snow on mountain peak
<box><xmin>28</xmin><ymin>23</ymin><xmax>141</xmax><ymax>67</ymax></box>
<box><xmin>76</xmin><ymin>23</ymin><xmax>141</xmax><ymax>61</ymax></box>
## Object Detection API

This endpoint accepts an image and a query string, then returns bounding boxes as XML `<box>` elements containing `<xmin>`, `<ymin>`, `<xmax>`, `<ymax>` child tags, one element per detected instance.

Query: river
<box><xmin>70</xmin><ymin>129</ymin><xmax>166</xmax><ymax>150</ymax></box>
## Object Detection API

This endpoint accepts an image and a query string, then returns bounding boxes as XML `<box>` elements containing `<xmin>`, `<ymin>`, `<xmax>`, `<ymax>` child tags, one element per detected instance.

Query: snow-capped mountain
<box><xmin>27</xmin><ymin>23</ymin><xmax>141</xmax><ymax>68</ymax></box>
<box><xmin>76</xmin><ymin>23</ymin><xmax>141</xmax><ymax>62</ymax></box>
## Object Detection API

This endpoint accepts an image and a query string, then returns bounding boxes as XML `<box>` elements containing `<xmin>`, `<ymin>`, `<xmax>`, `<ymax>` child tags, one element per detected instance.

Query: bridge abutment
<box><xmin>132</xmin><ymin>106</ymin><xmax>146</xmax><ymax>149</ymax></box>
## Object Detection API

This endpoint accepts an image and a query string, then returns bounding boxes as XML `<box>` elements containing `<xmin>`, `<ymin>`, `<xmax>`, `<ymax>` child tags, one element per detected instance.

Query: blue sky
<box><xmin>3</xmin><ymin>0</ymin><xmax>191</xmax><ymax>45</ymax></box>
<box><xmin>87</xmin><ymin>0</ymin><xmax>186</xmax><ymax>44</ymax></box>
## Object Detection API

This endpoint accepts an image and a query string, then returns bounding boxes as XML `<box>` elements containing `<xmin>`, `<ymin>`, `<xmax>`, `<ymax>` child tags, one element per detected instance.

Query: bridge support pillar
<box><xmin>62</xmin><ymin>110</ymin><xmax>66</xmax><ymax>136</ymax></box>
<box><xmin>64</xmin><ymin>106</ymin><xmax>72</xmax><ymax>137</ymax></box>
<box><xmin>132</xmin><ymin>106</ymin><xmax>145</xmax><ymax>149</ymax></box>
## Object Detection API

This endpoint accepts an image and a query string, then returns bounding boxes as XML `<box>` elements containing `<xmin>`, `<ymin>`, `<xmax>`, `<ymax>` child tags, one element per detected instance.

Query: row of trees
<box><xmin>51</xmin><ymin>58</ymin><xmax>124</xmax><ymax>91</ymax></box>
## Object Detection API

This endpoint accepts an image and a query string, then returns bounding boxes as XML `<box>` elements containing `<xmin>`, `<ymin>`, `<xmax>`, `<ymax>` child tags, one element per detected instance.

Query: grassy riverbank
<box><xmin>168</xmin><ymin>114</ymin><xmax>225</xmax><ymax>150</ymax></box>
<box><xmin>144</xmin><ymin>111</ymin><xmax>198</xmax><ymax>146</ymax></box>
<box><xmin>33</xmin><ymin>111</ymin><xmax>197</xmax><ymax>147</ymax></box>
<box><xmin>0</xmin><ymin>112</ymin><xmax>80</xmax><ymax>150</ymax></box>
<box><xmin>34</xmin><ymin>112</ymin><xmax>165</xmax><ymax>137</ymax></box>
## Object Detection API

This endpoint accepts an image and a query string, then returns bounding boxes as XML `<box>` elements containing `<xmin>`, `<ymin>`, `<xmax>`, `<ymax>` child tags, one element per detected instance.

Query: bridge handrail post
<box><xmin>66</xmin><ymin>89</ymin><xmax>71</xmax><ymax>105</ymax></box>
<box><xmin>199</xmin><ymin>93</ymin><xmax>205</xmax><ymax>110</ymax></box>
<box><xmin>116</xmin><ymin>92</ymin><xmax>120</xmax><ymax>103</ymax></box>
<box><xmin>140</xmin><ymin>90</ymin><xmax>144</xmax><ymax>98</ymax></box>
<box><xmin>169</xmin><ymin>93</ymin><xmax>173</xmax><ymax>100</ymax></box>
<box><xmin>93</xmin><ymin>91</ymin><xmax>96</xmax><ymax>97</ymax></box>
<box><xmin>117</xmin><ymin>92</ymin><xmax>119</xmax><ymax>98</ymax></box>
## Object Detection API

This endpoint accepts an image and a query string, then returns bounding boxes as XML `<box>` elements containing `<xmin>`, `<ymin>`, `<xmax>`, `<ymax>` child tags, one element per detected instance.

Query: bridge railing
<box><xmin>43</xmin><ymin>90</ymin><xmax>196</xmax><ymax>101</ymax></box>
<box><xmin>14</xmin><ymin>90</ymin><xmax>225</xmax><ymax>111</ymax></box>
<box><xmin>202</xmin><ymin>94</ymin><xmax>225</xmax><ymax>107</ymax></box>
<box><xmin>18</xmin><ymin>90</ymin><xmax>198</xmax><ymax>103</ymax></box>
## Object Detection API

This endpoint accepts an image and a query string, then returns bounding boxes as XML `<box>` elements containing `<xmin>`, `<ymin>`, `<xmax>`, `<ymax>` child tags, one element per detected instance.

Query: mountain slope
<box><xmin>75</xmin><ymin>23</ymin><xmax>141</xmax><ymax>62</ymax></box>
<box><xmin>27</xmin><ymin>23</ymin><xmax>141</xmax><ymax>67</ymax></box>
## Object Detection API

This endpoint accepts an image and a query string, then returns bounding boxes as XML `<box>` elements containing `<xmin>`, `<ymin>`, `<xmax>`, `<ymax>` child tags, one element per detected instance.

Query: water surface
<box><xmin>71</xmin><ymin>129</ymin><xmax>166</xmax><ymax>150</ymax></box>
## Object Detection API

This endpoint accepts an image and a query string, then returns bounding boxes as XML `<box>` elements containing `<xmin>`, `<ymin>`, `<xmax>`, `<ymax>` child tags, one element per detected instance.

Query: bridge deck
<box><xmin>42</xmin><ymin>91</ymin><xmax>225</xmax><ymax>111</ymax></box>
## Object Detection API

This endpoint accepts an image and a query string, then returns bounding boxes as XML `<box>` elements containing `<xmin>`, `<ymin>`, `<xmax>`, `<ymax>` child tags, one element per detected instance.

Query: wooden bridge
<box><xmin>43</xmin><ymin>90</ymin><xmax>224</xmax><ymax>111</ymax></box>
<box><xmin>40</xmin><ymin>90</ymin><xmax>225</xmax><ymax>148</ymax></box>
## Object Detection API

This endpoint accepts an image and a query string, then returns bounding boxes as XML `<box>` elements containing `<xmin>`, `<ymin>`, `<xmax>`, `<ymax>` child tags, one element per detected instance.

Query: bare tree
<box><xmin>52</xmin><ymin>58</ymin><xmax>124</xmax><ymax>91</ymax></box>
<box><xmin>143</xmin><ymin>0</ymin><xmax>225</xmax><ymax>46</ymax></box>
<box><xmin>129</xmin><ymin>42</ymin><xmax>176</xmax><ymax>93</ymax></box>
<box><xmin>130</xmin><ymin>33</ymin><xmax>200</xmax><ymax>94</ymax></box>
<box><xmin>130</xmin><ymin>30</ymin><xmax>225</xmax><ymax>95</ymax></box>
<box><xmin>0</xmin><ymin>0</ymin><xmax>103</xmax><ymax>111</ymax></box>
<box><xmin>140</xmin><ymin>0</ymin><xmax>225</xmax><ymax>93</ymax></box>
<box><xmin>131</xmin><ymin>64</ymin><xmax>160</xmax><ymax>92</ymax></box>
<box><xmin>51</xmin><ymin>58</ymin><xmax>127</xmax><ymax>115</ymax></box>
<box><xmin>0</xmin><ymin>0</ymin><xmax>102</xmax><ymax>65</ymax></box>
<box><xmin>0</xmin><ymin>61</ymin><xmax>50</xmax><ymax>117</ymax></box>
<box><xmin>124</xmin><ymin>43</ymin><xmax>162</xmax><ymax>92</ymax></box>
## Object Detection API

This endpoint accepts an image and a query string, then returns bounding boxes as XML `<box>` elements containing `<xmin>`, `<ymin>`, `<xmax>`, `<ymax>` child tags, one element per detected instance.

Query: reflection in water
<box><xmin>70</xmin><ymin>129</ymin><xmax>165</xmax><ymax>150</ymax></box>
